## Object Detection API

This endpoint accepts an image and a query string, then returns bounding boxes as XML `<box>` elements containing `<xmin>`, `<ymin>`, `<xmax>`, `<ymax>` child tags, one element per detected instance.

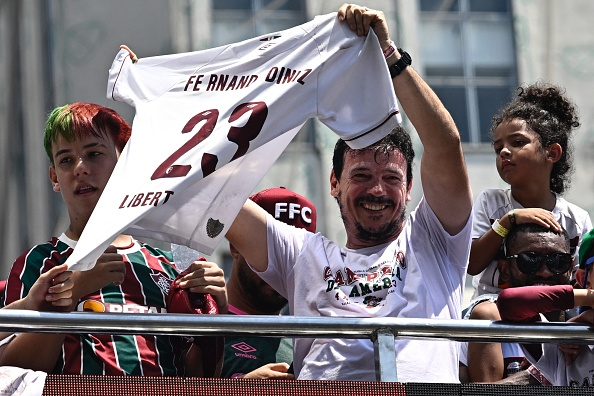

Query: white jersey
<box><xmin>257</xmin><ymin>197</ymin><xmax>472</xmax><ymax>382</ymax></box>
<box><xmin>523</xmin><ymin>316</ymin><xmax>594</xmax><ymax>387</ymax></box>
<box><xmin>67</xmin><ymin>12</ymin><xmax>400</xmax><ymax>270</ymax></box>
<box><xmin>472</xmin><ymin>189</ymin><xmax>592</xmax><ymax>297</ymax></box>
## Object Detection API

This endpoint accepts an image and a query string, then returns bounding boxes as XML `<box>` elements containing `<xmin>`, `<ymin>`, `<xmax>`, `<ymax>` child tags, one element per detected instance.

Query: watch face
<box><xmin>402</xmin><ymin>52</ymin><xmax>412</xmax><ymax>65</ymax></box>
<box><xmin>397</xmin><ymin>49</ymin><xmax>412</xmax><ymax>65</ymax></box>
<box><xmin>390</xmin><ymin>48</ymin><xmax>412</xmax><ymax>77</ymax></box>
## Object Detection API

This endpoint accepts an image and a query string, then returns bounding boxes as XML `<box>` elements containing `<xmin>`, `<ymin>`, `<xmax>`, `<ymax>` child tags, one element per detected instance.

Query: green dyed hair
<box><xmin>44</xmin><ymin>102</ymin><xmax>131</xmax><ymax>164</ymax></box>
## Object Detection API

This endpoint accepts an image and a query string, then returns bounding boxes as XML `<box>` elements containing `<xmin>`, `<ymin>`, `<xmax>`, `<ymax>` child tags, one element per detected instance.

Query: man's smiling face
<box><xmin>331</xmin><ymin>148</ymin><xmax>411</xmax><ymax>249</ymax></box>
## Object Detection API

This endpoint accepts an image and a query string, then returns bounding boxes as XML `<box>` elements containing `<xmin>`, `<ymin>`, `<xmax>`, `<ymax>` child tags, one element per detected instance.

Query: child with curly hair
<box><xmin>463</xmin><ymin>82</ymin><xmax>592</xmax><ymax>383</ymax></box>
<box><xmin>469</xmin><ymin>82</ymin><xmax>591</xmax><ymax>297</ymax></box>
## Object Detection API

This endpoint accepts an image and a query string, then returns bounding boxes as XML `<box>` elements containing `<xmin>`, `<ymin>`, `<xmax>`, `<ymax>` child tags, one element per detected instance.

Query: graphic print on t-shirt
<box><xmin>324</xmin><ymin>248</ymin><xmax>406</xmax><ymax>308</ymax></box>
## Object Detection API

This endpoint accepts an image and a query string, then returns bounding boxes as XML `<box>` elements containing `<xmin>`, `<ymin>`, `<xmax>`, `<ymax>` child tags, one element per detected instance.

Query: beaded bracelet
<box><xmin>491</xmin><ymin>219</ymin><xmax>510</xmax><ymax>238</ymax></box>
<box><xmin>507</xmin><ymin>210</ymin><xmax>516</xmax><ymax>227</ymax></box>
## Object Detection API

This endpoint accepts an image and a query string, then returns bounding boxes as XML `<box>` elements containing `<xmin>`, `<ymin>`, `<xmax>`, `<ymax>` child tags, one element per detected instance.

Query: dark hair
<box><xmin>44</xmin><ymin>102</ymin><xmax>132</xmax><ymax>164</ymax></box>
<box><xmin>332</xmin><ymin>126</ymin><xmax>415</xmax><ymax>186</ymax></box>
<box><xmin>491</xmin><ymin>82</ymin><xmax>580</xmax><ymax>194</ymax></box>
<box><xmin>505</xmin><ymin>223</ymin><xmax>570</xmax><ymax>254</ymax></box>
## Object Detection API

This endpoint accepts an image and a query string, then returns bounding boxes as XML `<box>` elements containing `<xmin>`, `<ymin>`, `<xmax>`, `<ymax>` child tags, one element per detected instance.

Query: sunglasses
<box><xmin>506</xmin><ymin>251</ymin><xmax>573</xmax><ymax>275</ymax></box>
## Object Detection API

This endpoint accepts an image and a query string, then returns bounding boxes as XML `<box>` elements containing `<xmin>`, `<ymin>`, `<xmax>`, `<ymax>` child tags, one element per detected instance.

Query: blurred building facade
<box><xmin>0</xmin><ymin>0</ymin><xmax>593</xmax><ymax>278</ymax></box>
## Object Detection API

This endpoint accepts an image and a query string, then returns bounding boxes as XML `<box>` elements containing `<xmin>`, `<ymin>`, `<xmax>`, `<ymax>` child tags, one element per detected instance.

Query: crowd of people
<box><xmin>0</xmin><ymin>2</ymin><xmax>593</xmax><ymax>390</ymax></box>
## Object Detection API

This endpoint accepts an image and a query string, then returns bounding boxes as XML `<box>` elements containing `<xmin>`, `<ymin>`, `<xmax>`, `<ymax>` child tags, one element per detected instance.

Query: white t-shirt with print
<box><xmin>256</xmin><ymin>197</ymin><xmax>472</xmax><ymax>382</ymax></box>
<box><xmin>522</xmin><ymin>314</ymin><xmax>594</xmax><ymax>387</ymax></box>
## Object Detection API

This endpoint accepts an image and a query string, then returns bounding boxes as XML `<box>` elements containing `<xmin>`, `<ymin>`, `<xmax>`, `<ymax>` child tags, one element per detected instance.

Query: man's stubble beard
<box><xmin>337</xmin><ymin>192</ymin><xmax>406</xmax><ymax>245</ymax></box>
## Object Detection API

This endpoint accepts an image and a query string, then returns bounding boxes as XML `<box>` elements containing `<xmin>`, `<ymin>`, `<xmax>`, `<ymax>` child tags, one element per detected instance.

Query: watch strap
<box><xmin>389</xmin><ymin>48</ymin><xmax>412</xmax><ymax>78</ymax></box>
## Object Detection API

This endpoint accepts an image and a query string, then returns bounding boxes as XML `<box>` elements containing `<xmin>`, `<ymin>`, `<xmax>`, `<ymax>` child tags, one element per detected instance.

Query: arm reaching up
<box><xmin>337</xmin><ymin>4</ymin><xmax>472</xmax><ymax>235</ymax></box>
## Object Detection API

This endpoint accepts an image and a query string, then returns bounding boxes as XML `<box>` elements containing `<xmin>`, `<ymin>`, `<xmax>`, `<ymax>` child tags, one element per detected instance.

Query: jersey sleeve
<box><xmin>497</xmin><ymin>285</ymin><xmax>575</xmax><ymax>322</ymax></box>
<box><xmin>3</xmin><ymin>242</ymin><xmax>68</xmax><ymax>306</ymax></box>
<box><xmin>416</xmin><ymin>197</ymin><xmax>472</xmax><ymax>270</ymax></box>
<box><xmin>316</xmin><ymin>26</ymin><xmax>400</xmax><ymax>149</ymax></box>
<box><xmin>4</xmin><ymin>251</ymin><xmax>43</xmax><ymax>305</ymax></box>
<box><xmin>583</xmin><ymin>213</ymin><xmax>593</xmax><ymax>232</ymax></box>
<box><xmin>574</xmin><ymin>212</ymin><xmax>593</xmax><ymax>262</ymax></box>
<box><xmin>107</xmin><ymin>48</ymin><xmax>215</xmax><ymax>106</ymax></box>
<box><xmin>471</xmin><ymin>190</ymin><xmax>493</xmax><ymax>240</ymax></box>
<box><xmin>106</xmin><ymin>49</ymin><xmax>139</xmax><ymax>106</ymax></box>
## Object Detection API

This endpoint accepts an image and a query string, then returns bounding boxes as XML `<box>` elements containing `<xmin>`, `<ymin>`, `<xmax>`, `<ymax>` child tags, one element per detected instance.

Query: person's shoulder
<box><xmin>471</xmin><ymin>189</ymin><xmax>511</xmax><ymax>211</ymax></box>
<box><xmin>473</xmin><ymin>188</ymin><xmax>512</xmax><ymax>215</ymax></box>
<box><xmin>14</xmin><ymin>237</ymin><xmax>69</xmax><ymax>266</ymax></box>
<box><xmin>555</xmin><ymin>196</ymin><xmax>590</xmax><ymax>215</ymax></box>
<box><xmin>271</xmin><ymin>218</ymin><xmax>315</xmax><ymax>238</ymax></box>
<box><xmin>477</xmin><ymin>188</ymin><xmax>509</xmax><ymax>200</ymax></box>
<box><xmin>554</xmin><ymin>196</ymin><xmax>592</xmax><ymax>225</ymax></box>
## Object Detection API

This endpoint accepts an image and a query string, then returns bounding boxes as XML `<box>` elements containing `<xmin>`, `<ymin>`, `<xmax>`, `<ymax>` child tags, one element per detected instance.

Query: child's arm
<box><xmin>468</xmin><ymin>208</ymin><xmax>562</xmax><ymax>276</ymax></box>
<box><xmin>468</xmin><ymin>229</ymin><xmax>509</xmax><ymax>276</ymax></box>
<box><xmin>559</xmin><ymin>309</ymin><xmax>594</xmax><ymax>365</ymax></box>
<box><xmin>497</xmin><ymin>285</ymin><xmax>578</xmax><ymax>364</ymax></box>
<box><xmin>0</xmin><ymin>265</ymin><xmax>73</xmax><ymax>366</ymax></box>
<box><xmin>3</xmin><ymin>264</ymin><xmax>73</xmax><ymax>312</ymax></box>
<box><xmin>497</xmin><ymin>285</ymin><xmax>575</xmax><ymax>322</ymax></box>
<box><xmin>570</xmin><ymin>289</ymin><xmax>594</xmax><ymax>309</ymax></box>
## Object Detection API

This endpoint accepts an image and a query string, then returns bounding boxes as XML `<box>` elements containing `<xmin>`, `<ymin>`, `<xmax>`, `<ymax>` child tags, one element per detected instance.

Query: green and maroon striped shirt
<box><xmin>3</xmin><ymin>234</ymin><xmax>190</xmax><ymax>376</ymax></box>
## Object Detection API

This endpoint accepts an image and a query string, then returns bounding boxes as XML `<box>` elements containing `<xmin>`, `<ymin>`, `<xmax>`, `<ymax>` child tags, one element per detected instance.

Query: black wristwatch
<box><xmin>388</xmin><ymin>48</ymin><xmax>412</xmax><ymax>78</ymax></box>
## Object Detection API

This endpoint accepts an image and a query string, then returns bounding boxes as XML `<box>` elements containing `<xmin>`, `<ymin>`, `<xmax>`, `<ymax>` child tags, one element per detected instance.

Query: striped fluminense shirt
<box><xmin>3</xmin><ymin>233</ymin><xmax>190</xmax><ymax>376</ymax></box>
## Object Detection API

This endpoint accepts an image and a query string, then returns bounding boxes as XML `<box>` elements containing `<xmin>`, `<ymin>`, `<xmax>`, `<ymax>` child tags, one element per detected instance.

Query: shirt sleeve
<box><xmin>497</xmin><ymin>285</ymin><xmax>575</xmax><ymax>322</ymax></box>
<box><xmin>248</xmin><ymin>214</ymin><xmax>309</xmax><ymax>299</ymax></box>
<box><xmin>471</xmin><ymin>190</ymin><xmax>492</xmax><ymax>240</ymax></box>
<box><xmin>3</xmin><ymin>254</ymin><xmax>38</xmax><ymax>306</ymax></box>
<box><xmin>316</xmin><ymin>24</ymin><xmax>400</xmax><ymax>149</ymax></box>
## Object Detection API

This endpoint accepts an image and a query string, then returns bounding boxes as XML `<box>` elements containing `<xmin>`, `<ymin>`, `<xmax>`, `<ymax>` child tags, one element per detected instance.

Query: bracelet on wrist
<box><xmin>492</xmin><ymin>219</ymin><xmax>510</xmax><ymax>238</ymax></box>
<box><xmin>507</xmin><ymin>210</ymin><xmax>516</xmax><ymax>227</ymax></box>
<box><xmin>382</xmin><ymin>41</ymin><xmax>396</xmax><ymax>59</ymax></box>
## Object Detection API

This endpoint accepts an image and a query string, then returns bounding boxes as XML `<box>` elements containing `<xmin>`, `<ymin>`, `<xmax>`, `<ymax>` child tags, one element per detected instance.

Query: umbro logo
<box><xmin>231</xmin><ymin>342</ymin><xmax>257</xmax><ymax>353</ymax></box>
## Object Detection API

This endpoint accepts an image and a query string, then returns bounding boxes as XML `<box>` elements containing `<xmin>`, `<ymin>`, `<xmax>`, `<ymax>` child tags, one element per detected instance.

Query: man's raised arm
<box><xmin>226</xmin><ymin>200</ymin><xmax>269</xmax><ymax>272</ymax></box>
<box><xmin>338</xmin><ymin>4</ymin><xmax>472</xmax><ymax>235</ymax></box>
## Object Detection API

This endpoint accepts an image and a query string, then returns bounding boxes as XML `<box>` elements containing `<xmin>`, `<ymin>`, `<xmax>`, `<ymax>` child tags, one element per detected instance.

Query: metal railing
<box><xmin>1</xmin><ymin>309</ymin><xmax>593</xmax><ymax>382</ymax></box>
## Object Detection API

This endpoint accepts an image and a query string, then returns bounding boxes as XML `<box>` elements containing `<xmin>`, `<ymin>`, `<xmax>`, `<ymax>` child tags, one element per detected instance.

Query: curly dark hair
<box><xmin>491</xmin><ymin>82</ymin><xmax>580</xmax><ymax>195</ymax></box>
<box><xmin>332</xmin><ymin>126</ymin><xmax>415</xmax><ymax>188</ymax></box>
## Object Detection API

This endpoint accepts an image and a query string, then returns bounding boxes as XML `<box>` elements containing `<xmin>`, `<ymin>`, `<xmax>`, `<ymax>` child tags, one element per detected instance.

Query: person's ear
<box><xmin>406</xmin><ymin>178</ymin><xmax>413</xmax><ymax>203</ymax></box>
<box><xmin>575</xmin><ymin>269</ymin><xmax>589</xmax><ymax>288</ymax></box>
<box><xmin>497</xmin><ymin>258</ymin><xmax>510</xmax><ymax>284</ymax></box>
<box><xmin>49</xmin><ymin>166</ymin><xmax>60</xmax><ymax>192</ymax></box>
<box><xmin>330</xmin><ymin>169</ymin><xmax>339</xmax><ymax>198</ymax></box>
<box><xmin>546</xmin><ymin>143</ymin><xmax>562</xmax><ymax>163</ymax></box>
<box><xmin>229</xmin><ymin>243</ymin><xmax>242</xmax><ymax>261</ymax></box>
